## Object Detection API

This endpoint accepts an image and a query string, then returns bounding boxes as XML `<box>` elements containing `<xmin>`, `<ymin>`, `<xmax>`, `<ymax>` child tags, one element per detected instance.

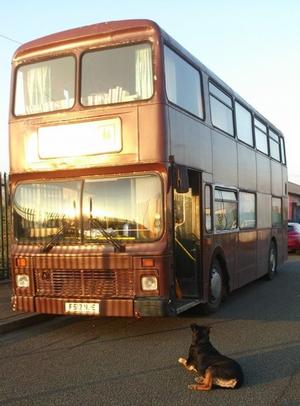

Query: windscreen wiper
<box><xmin>40</xmin><ymin>221</ymin><xmax>71</xmax><ymax>253</ymax></box>
<box><xmin>90</xmin><ymin>218</ymin><xmax>125</xmax><ymax>252</ymax></box>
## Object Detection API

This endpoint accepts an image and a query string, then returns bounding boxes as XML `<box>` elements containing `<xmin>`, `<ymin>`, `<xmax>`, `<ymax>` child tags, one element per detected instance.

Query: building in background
<box><xmin>288</xmin><ymin>182</ymin><xmax>300</xmax><ymax>222</ymax></box>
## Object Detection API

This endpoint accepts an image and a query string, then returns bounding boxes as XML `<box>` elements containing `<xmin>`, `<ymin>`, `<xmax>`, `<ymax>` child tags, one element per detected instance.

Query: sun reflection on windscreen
<box><xmin>13</xmin><ymin>174</ymin><xmax>163</xmax><ymax>244</ymax></box>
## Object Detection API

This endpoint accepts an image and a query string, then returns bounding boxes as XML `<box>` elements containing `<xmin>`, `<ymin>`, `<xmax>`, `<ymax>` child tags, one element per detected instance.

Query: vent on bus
<box><xmin>34</xmin><ymin>269</ymin><xmax>134</xmax><ymax>298</ymax></box>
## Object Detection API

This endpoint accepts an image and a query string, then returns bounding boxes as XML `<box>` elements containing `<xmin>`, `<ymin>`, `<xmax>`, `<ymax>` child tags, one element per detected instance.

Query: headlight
<box><xmin>141</xmin><ymin>276</ymin><xmax>158</xmax><ymax>291</ymax></box>
<box><xmin>16</xmin><ymin>274</ymin><xmax>30</xmax><ymax>288</ymax></box>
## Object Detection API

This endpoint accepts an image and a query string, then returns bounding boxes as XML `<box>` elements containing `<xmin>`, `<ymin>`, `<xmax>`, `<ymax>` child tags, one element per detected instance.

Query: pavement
<box><xmin>0</xmin><ymin>279</ymin><xmax>51</xmax><ymax>334</ymax></box>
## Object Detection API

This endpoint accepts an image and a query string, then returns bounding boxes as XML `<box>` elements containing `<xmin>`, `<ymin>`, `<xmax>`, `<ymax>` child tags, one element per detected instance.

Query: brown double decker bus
<box><xmin>9</xmin><ymin>20</ymin><xmax>288</xmax><ymax>317</ymax></box>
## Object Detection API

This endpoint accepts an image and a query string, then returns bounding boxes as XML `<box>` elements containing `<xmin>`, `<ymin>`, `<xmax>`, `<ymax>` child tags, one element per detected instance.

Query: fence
<box><xmin>0</xmin><ymin>172</ymin><xmax>9</xmax><ymax>279</ymax></box>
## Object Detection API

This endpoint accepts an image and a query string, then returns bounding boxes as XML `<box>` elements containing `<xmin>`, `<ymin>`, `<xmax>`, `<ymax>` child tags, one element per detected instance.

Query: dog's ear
<box><xmin>204</xmin><ymin>325</ymin><xmax>211</xmax><ymax>334</ymax></box>
<box><xmin>190</xmin><ymin>323</ymin><xmax>198</xmax><ymax>332</ymax></box>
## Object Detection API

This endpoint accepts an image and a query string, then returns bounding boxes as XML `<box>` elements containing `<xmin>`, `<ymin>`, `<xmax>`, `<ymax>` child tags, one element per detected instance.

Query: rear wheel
<box><xmin>266</xmin><ymin>241</ymin><xmax>277</xmax><ymax>280</ymax></box>
<box><xmin>201</xmin><ymin>259</ymin><xmax>224</xmax><ymax>314</ymax></box>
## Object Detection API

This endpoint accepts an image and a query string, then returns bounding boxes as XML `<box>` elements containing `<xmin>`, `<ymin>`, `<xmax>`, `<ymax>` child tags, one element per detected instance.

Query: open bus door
<box><xmin>173</xmin><ymin>168</ymin><xmax>202</xmax><ymax>313</ymax></box>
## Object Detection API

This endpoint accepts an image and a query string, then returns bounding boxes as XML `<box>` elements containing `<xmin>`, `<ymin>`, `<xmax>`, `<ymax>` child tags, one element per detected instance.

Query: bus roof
<box><xmin>13</xmin><ymin>19</ymin><xmax>159</xmax><ymax>60</ymax></box>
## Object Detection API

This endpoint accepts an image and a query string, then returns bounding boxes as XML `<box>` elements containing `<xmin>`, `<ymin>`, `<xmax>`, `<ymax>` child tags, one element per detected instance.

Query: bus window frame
<box><xmin>208</xmin><ymin>80</ymin><xmax>235</xmax><ymax>137</ymax></box>
<box><xmin>12</xmin><ymin>170</ymin><xmax>166</xmax><ymax>246</ymax></box>
<box><xmin>214</xmin><ymin>186</ymin><xmax>238</xmax><ymax>233</ymax></box>
<box><xmin>234</xmin><ymin>100</ymin><xmax>254</xmax><ymax>147</ymax></box>
<box><xmin>280</xmin><ymin>136</ymin><xmax>287</xmax><ymax>165</ymax></box>
<box><xmin>163</xmin><ymin>43</ymin><xmax>205</xmax><ymax>121</ymax></box>
<box><xmin>79</xmin><ymin>41</ymin><xmax>155</xmax><ymax>108</ymax></box>
<box><xmin>239</xmin><ymin>190</ymin><xmax>256</xmax><ymax>230</ymax></box>
<box><xmin>13</xmin><ymin>54</ymin><xmax>77</xmax><ymax>118</ymax></box>
<box><xmin>271</xmin><ymin>196</ymin><xmax>283</xmax><ymax>227</ymax></box>
<box><xmin>254</xmin><ymin>116</ymin><xmax>269</xmax><ymax>156</ymax></box>
<box><xmin>268</xmin><ymin>128</ymin><xmax>281</xmax><ymax>163</ymax></box>
<box><xmin>204</xmin><ymin>184</ymin><xmax>213</xmax><ymax>233</ymax></box>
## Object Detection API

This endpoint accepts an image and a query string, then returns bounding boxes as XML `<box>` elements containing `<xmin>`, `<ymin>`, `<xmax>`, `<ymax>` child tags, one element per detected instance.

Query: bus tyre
<box><xmin>201</xmin><ymin>259</ymin><xmax>224</xmax><ymax>315</ymax></box>
<box><xmin>266</xmin><ymin>241</ymin><xmax>277</xmax><ymax>281</ymax></box>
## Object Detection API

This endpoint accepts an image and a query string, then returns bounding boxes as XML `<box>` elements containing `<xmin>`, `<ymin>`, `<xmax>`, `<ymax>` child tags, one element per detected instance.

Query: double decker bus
<box><xmin>9</xmin><ymin>20</ymin><xmax>288</xmax><ymax>317</ymax></box>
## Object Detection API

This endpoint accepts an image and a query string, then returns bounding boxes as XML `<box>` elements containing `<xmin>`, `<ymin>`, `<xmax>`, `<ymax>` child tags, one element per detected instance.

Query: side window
<box><xmin>269</xmin><ymin>129</ymin><xmax>280</xmax><ymax>161</ymax></box>
<box><xmin>205</xmin><ymin>184</ymin><xmax>212</xmax><ymax>232</ymax></box>
<box><xmin>239</xmin><ymin>192</ymin><xmax>256</xmax><ymax>229</ymax></box>
<box><xmin>280</xmin><ymin>137</ymin><xmax>286</xmax><ymax>165</ymax></box>
<box><xmin>272</xmin><ymin>197</ymin><xmax>282</xmax><ymax>226</ymax></box>
<box><xmin>254</xmin><ymin>118</ymin><xmax>268</xmax><ymax>155</ymax></box>
<box><xmin>214</xmin><ymin>189</ymin><xmax>237</xmax><ymax>231</ymax></box>
<box><xmin>164</xmin><ymin>46</ymin><xmax>204</xmax><ymax>118</ymax></box>
<box><xmin>235</xmin><ymin>102</ymin><xmax>253</xmax><ymax>146</ymax></box>
<box><xmin>209</xmin><ymin>82</ymin><xmax>234</xmax><ymax>136</ymax></box>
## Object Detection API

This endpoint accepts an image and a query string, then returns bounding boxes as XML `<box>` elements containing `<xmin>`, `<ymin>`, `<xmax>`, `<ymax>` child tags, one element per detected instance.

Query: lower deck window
<box><xmin>239</xmin><ymin>192</ymin><xmax>256</xmax><ymax>229</ymax></box>
<box><xmin>272</xmin><ymin>197</ymin><xmax>282</xmax><ymax>226</ymax></box>
<box><xmin>214</xmin><ymin>189</ymin><xmax>237</xmax><ymax>231</ymax></box>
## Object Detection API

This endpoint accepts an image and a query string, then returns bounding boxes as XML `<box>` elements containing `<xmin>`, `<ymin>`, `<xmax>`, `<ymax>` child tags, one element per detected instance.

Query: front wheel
<box><xmin>266</xmin><ymin>241</ymin><xmax>277</xmax><ymax>280</ymax></box>
<box><xmin>201</xmin><ymin>259</ymin><xmax>224</xmax><ymax>314</ymax></box>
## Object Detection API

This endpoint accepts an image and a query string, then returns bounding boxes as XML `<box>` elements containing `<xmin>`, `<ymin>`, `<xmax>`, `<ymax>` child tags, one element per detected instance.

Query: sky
<box><xmin>1</xmin><ymin>0</ymin><xmax>300</xmax><ymax>184</ymax></box>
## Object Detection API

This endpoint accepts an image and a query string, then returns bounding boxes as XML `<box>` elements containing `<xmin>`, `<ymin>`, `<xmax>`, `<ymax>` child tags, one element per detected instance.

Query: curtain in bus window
<box><xmin>135</xmin><ymin>47</ymin><xmax>153</xmax><ymax>99</ymax></box>
<box><xmin>15</xmin><ymin>72</ymin><xmax>25</xmax><ymax>115</ymax></box>
<box><xmin>26</xmin><ymin>66</ymin><xmax>51</xmax><ymax>114</ymax></box>
<box><xmin>13</xmin><ymin>181</ymin><xmax>81</xmax><ymax>243</ymax></box>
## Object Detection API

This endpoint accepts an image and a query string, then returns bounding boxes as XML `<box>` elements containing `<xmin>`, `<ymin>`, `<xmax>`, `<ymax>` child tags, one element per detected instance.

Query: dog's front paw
<box><xmin>178</xmin><ymin>357</ymin><xmax>187</xmax><ymax>365</ymax></box>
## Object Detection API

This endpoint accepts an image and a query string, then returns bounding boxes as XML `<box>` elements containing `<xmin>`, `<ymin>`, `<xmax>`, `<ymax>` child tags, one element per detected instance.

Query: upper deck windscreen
<box><xmin>81</xmin><ymin>43</ymin><xmax>153</xmax><ymax>106</ymax></box>
<box><xmin>15</xmin><ymin>56</ymin><xmax>75</xmax><ymax>116</ymax></box>
<box><xmin>14</xmin><ymin>42</ymin><xmax>153</xmax><ymax>116</ymax></box>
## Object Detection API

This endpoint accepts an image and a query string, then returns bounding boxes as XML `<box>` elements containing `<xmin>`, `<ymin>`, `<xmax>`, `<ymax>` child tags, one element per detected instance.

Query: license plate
<box><xmin>65</xmin><ymin>302</ymin><xmax>100</xmax><ymax>315</ymax></box>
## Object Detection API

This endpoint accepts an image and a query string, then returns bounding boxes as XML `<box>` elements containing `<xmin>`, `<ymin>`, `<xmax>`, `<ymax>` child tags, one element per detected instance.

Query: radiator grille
<box><xmin>34</xmin><ymin>269</ymin><xmax>134</xmax><ymax>298</ymax></box>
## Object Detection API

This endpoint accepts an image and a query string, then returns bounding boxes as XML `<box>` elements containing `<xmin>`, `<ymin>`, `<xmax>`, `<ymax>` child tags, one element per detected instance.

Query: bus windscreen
<box><xmin>13</xmin><ymin>174</ymin><xmax>163</xmax><ymax>245</ymax></box>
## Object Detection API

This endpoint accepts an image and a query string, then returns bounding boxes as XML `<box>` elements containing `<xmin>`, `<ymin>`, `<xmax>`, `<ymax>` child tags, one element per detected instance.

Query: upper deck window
<box><xmin>209</xmin><ymin>83</ymin><xmax>234</xmax><ymax>136</ymax></box>
<box><xmin>254</xmin><ymin>118</ymin><xmax>268</xmax><ymax>155</ymax></box>
<box><xmin>164</xmin><ymin>46</ymin><xmax>204</xmax><ymax>118</ymax></box>
<box><xmin>14</xmin><ymin>56</ymin><xmax>75</xmax><ymax>116</ymax></box>
<box><xmin>81</xmin><ymin>43</ymin><xmax>153</xmax><ymax>106</ymax></box>
<box><xmin>235</xmin><ymin>102</ymin><xmax>253</xmax><ymax>146</ymax></box>
<box><xmin>269</xmin><ymin>129</ymin><xmax>280</xmax><ymax>161</ymax></box>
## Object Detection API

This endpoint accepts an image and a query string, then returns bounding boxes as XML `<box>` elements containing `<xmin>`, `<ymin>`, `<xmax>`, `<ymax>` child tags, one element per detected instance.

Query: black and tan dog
<box><xmin>178</xmin><ymin>324</ymin><xmax>244</xmax><ymax>390</ymax></box>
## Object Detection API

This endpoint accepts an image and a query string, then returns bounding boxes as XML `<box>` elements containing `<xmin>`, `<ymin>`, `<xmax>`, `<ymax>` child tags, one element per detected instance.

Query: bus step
<box><xmin>174</xmin><ymin>299</ymin><xmax>201</xmax><ymax>315</ymax></box>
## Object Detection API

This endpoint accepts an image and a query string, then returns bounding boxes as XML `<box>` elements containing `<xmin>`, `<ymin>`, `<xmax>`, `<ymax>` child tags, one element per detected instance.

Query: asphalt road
<box><xmin>0</xmin><ymin>256</ymin><xmax>299</xmax><ymax>406</ymax></box>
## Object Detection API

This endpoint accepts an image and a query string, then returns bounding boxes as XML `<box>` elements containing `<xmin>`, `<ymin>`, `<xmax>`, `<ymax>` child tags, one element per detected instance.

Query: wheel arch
<box><xmin>210</xmin><ymin>246</ymin><xmax>230</xmax><ymax>294</ymax></box>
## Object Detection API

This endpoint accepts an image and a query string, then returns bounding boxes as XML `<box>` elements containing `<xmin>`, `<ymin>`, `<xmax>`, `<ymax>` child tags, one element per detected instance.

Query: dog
<box><xmin>178</xmin><ymin>324</ymin><xmax>244</xmax><ymax>390</ymax></box>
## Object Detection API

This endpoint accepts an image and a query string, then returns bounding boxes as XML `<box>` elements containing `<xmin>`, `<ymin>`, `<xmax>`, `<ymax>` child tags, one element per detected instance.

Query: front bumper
<box><xmin>11</xmin><ymin>295</ymin><xmax>172</xmax><ymax>317</ymax></box>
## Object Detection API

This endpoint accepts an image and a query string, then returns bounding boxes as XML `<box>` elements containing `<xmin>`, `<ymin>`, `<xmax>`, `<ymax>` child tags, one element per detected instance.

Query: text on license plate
<box><xmin>65</xmin><ymin>302</ymin><xmax>100</xmax><ymax>315</ymax></box>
